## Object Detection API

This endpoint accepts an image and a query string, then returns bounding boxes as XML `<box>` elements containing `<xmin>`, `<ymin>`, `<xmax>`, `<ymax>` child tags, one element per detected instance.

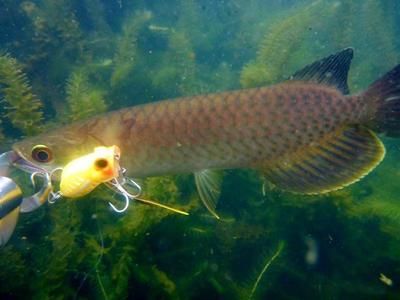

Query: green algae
<box><xmin>110</xmin><ymin>11</ymin><xmax>152</xmax><ymax>88</ymax></box>
<box><xmin>0</xmin><ymin>53</ymin><xmax>44</xmax><ymax>136</ymax></box>
<box><xmin>65</xmin><ymin>70</ymin><xmax>107</xmax><ymax>121</ymax></box>
<box><xmin>240</xmin><ymin>1</ymin><xmax>399</xmax><ymax>91</ymax></box>
<box><xmin>0</xmin><ymin>1</ymin><xmax>400</xmax><ymax>299</ymax></box>
<box><xmin>240</xmin><ymin>1</ymin><xmax>326</xmax><ymax>88</ymax></box>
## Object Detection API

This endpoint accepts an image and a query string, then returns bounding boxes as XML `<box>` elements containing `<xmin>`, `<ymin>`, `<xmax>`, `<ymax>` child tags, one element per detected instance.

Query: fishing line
<box><xmin>94</xmin><ymin>207</ymin><xmax>108</xmax><ymax>300</ymax></box>
<box><xmin>248</xmin><ymin>241</ymin><xmax>285</xmax><ymax>300</ymax></box>
<box><xmin>74</xmin><ymin>198</ymin><xmax>108</xmax><ymax>300</ymax></box>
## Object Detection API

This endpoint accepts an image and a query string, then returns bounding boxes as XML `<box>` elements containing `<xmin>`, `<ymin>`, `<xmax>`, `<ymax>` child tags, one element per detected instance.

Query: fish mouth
<box><xmin>15</xmin><ymin>152</ymin><xmax>48</xmax><ymax>174</ymax></box>
<box><xmin>0</xmin><ymin>150</ymin><xmax>47</xmax><ymax>177</ymax></box>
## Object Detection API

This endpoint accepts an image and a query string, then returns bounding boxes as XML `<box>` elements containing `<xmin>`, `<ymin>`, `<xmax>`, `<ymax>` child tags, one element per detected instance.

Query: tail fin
<box><xmin>364</xmin><ymin>65</ymin><xmax>400</xmax><ymax>136</ymax></box>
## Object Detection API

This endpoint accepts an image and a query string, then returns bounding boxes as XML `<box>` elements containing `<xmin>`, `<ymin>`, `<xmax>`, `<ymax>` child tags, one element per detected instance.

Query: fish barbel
<box><xmin>9</xmin><ymin>48</ymin><xmax>400</xmax><ymax>216</ymax></box>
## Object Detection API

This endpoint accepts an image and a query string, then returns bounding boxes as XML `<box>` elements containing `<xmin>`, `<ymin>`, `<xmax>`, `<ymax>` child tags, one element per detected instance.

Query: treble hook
<box><xmin>30</xmin><ymin>171</ymin><xmax>42</xmax><ymax>189</ymax></box>
<box><xmin>45</xmin><ymin>168</ymin><xmax>64</xmax><ymax>204</ymax></box>
<box><xmin>28</xmin><ymin>171</ymin><xmax>61</xmax><ymax>205</ymax></box>
<box><xmin>48</xmin><ymin>191</ymin><xmax>62</xmax><ymax>204</ymax></box>
<box><xmin>109</xmin><ymin>193</ymin><xmax>130</xmax><ymax>213</ymax></box>
<box><xmin>106</xmin><ymin>176</ymin><xmax>142</xmax><ymax>213</ymax></box>
<box><xmin>50</xmin><ymin>167</ymin><xmax>63</xmax><ymax>181</ymax></box>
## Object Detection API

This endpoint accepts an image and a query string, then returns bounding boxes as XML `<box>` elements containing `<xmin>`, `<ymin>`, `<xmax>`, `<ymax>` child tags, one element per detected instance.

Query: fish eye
<box><xmin>31</xmin><ymin>145</ymin><xmax>53</xmax><ymax>163</ymax></box>
<box><xmin>94</xmin><ymin>158</ymin><xmax>108</xmax><ymax>169</ymax></box>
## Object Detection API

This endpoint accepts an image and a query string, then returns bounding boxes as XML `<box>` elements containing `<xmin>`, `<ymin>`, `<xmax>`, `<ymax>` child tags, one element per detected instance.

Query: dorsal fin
<box><xmin>288</xmin><ymin>48</ymin><xmax>354</xmax><ymax>94</ymax></box>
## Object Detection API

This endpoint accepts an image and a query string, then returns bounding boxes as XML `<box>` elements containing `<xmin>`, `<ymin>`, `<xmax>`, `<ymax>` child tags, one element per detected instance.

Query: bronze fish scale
<box><xmin>92</xmin><ymin>83</ymin><xmax>365</xmax><ymax>179</ymax></box>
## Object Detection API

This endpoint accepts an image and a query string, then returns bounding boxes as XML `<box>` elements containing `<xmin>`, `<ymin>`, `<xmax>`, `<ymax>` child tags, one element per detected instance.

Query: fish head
<box><xmin>11</xmin><ymin>124</ymin><xmax>101</xmax><ymax>174</ymax></box>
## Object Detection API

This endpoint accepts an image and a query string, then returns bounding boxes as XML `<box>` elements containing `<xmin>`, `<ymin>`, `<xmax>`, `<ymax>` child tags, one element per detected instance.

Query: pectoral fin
<box><xmin>194</xmin><ymin>170</ymin><xmax>223</xmax><ymax>219</ymax></box>
<box><xmin>262</xmin><ymin>126</ymin><xmax>385</xmax><ymax>194</ymax></box>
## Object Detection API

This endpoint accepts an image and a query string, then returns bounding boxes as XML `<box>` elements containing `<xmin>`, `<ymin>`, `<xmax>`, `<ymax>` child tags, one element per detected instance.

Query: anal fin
<box><xmin>194</xmin><ymin>170</ymin><xmax>223</xmax><ymax>219</ymax></box>
<box><xmin>262</xmin><ymin>126</ymin><xmax>385</xmax><ymax>194</ymax></box>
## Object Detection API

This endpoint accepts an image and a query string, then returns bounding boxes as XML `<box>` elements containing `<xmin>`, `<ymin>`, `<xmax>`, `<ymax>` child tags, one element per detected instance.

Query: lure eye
<box><xmin>94</xmin><ymin>158</ymin><xmax>108</xmax><ymax>170</ymax></box>
<box><xmin>31</xmin><ymin>145</ymin><xmax>52</xmax><ymax>163</ymax></box>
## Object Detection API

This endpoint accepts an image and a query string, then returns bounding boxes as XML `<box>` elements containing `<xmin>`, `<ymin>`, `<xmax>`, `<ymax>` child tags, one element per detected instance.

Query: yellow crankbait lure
<box><xmin>57</xmin><ymin>145</ymin><xmax>188</xmax><ymax>215</ymax></box>
<box><xmin>59</xmin><ymin>146</ymin><xmax>121</xmax><ymax>198</ymax></box>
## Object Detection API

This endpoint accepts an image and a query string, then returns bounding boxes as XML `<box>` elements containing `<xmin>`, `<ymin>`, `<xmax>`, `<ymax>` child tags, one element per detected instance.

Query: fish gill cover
<box><xmin>0</xmin><ymin>0</ymin><xmax>399</xmax><ymax>299</ymax></box>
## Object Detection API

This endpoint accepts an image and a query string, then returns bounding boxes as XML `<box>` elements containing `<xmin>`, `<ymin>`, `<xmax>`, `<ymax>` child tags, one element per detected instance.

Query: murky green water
<box><xmin>0</xmin><ymin>1</ymin><xmax>399</xmax><ymax>299</ymax></box>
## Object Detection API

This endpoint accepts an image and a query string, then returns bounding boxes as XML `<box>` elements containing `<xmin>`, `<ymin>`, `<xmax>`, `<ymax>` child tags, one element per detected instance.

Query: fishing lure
<box><xmin>59</xmin><ymin>145</ymin><xmax>121</xmax><ymax>198</ymax></box>
<box><xmin>52</xmin><ymin>145</ymin><xmax>188</xmax><ymax>215</ymax></box>
<box><xmin>0</xmin><ymin>146</ymin><xmax>187</xmax><ymax>245</ymax></box>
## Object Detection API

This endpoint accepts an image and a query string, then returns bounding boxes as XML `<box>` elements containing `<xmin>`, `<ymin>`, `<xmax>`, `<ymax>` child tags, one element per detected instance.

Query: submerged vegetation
<box><xmin>0</xmin><ymin>53</ymin><xmax>43</xmax><ymax>136</ymax></box>
<box><xmin>65</xmin><ymin>70</ymin><xmax>107</xmax><ymax>121</ymax></box>
<box><xmin>0</xmin><ymin>0</ymin><xmax>400</xmax><ymax>299</ymax></box>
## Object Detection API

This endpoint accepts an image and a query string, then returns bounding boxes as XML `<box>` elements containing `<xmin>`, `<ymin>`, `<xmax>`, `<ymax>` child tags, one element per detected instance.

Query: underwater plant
<box><xmin>35</xmin><ymin>202</ymin><xmax>83</xmax><ymax>299</ymax></box>
<box><xmin>347</xmin><ymin>0</ymin><xmax>398</xmax><ymax>90</ymax></box>
<box><xmin>239</xmin><ymin>1</ymin><xmax>325</xmax><ymax>88</ymax></box>
<box><xmin>150</xmin><ymin>29</ymin><xmax>201</xmax><ymax>97</ymax></box>
<box><xmin>0</xmin><ymin>53</ymin><xmax>44</xmax><ymax>136</ymax></box>
<box><xmin>65</xmin><ymin>70</ymin><xmax>107</xmax><ymax>122</ymax></box>
<box><xmin>110</xmin><ymin>11</ymin><xmax>153</xmax><ymax>88</ymax></box>
<box><xmin>20</xmin><ymin>0</ymin><xmax>83</xmax><ymax>68</ymax></box>
<box><xmin>248</xmin><ymin>241</ymin><xmax>285</xmax><ymax>300</ymax></box>
<box><xmin>239</xmin><ymin>0</ymin><xmax>400</xmax><ymax>91</ymax></box>
<box><xmin>0</xmin><ymin>1</ymin><xmax>400</xmax><ymax>299</ymax></box>
<box><xmin>83</xmin><ymin>0</ymin><xmax>112</xmax><ymax>36</ymax></box>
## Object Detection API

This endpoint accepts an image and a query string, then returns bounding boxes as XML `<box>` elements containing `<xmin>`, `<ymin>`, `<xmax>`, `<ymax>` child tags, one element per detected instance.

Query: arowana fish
<box><xmin>8</xmin><ymin>48</ymin><xmax>400</xmax><ymax>220</ymax></box>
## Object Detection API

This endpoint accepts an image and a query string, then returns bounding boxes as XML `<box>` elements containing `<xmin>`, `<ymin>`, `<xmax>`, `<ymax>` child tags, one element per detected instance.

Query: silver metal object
<box><xmin>0</xmin><ymin>176</ymin><xmax>23</xmax><ymax>219</ymax></box>
<box><xmin>0</xmin><ymin>150</ymin><xmax>56</xmax><ymax>211</ymax></box>
<box><xmin>0</xmin><ymin>151</ymin><xmax>18</xmax><ymax>177</ymax></box>
<box><xmin>20</xmin><ymin>172</ymin><xmax>53</xmax><ymax>213</ymax></box>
